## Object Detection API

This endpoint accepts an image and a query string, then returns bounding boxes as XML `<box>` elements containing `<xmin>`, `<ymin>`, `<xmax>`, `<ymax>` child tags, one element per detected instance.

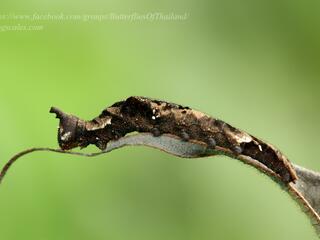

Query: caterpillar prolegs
<box><xmin>50</xmin><ymin>96</ymin><xmax>298</xmax><ymax>184</ymax></box>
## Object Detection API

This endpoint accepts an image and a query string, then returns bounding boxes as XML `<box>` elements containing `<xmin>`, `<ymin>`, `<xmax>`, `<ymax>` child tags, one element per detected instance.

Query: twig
<box><xmin>0</xmin><ymin>148</ymin><xmax>101</xmax><ymax>184</ymax></box>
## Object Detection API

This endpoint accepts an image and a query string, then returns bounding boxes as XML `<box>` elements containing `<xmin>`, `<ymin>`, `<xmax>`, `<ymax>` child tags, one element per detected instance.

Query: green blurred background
<box><xmin>0</xmin><ymin>0</ymin><xmax>320</xmax><ymax>239</ymax></box>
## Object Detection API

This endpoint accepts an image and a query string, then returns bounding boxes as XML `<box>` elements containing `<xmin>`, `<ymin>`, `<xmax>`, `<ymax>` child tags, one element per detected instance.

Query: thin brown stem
<box><xmin>0</xmin><ymin>148</ymin><xmax>108</xmax><ymax>185</ymax></box>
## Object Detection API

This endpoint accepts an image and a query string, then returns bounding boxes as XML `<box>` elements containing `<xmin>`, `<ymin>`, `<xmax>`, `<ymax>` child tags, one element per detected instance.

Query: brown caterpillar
<box><xmin>50</xmin><ymin>96</ymin><xmax>298</xmax><ymax>183</ymax></box>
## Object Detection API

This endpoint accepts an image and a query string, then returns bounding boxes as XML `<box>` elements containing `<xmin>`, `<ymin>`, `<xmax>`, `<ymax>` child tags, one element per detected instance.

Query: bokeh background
<box><xmin>0</xmin><ymin>1</ymin><xmax>320</xmax><ymax>239</ymax></box>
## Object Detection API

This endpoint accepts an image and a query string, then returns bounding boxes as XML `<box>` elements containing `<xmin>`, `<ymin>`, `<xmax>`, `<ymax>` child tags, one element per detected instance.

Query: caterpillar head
<box><xmin>50</xmin><ymin>107</ymin><xmax>86</xmax><ymax>150</ymax></box>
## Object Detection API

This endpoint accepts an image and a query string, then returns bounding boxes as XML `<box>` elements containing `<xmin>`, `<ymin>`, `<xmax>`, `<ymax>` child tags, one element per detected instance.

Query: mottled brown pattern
<box><xmin>50</xmin><ymin>96</ymin><xmax>297</xmax><ymax>183</ymax></box>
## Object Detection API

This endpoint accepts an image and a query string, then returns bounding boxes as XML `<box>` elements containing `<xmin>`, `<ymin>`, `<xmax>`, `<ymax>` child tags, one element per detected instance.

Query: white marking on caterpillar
<box><xmin>233</xmin><ymin>132</ymin><xmax>252</xmax><ymax>144</ymax></box>
<box><xmin>61</xmin><ymin>132</ymin><xmax>71</xmax><ymax>141</ymax></box>
<box><xmin>106</xmin><ymin>118</ymin><xmax>112</xmax><ymax>125</ymax></box>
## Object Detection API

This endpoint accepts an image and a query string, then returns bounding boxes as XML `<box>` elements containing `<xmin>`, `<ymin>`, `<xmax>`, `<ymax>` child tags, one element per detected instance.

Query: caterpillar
<box><xmin>50</xmin><ymin>96</ymin><xmax>298</xmax><ymax>184</ymax></box>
